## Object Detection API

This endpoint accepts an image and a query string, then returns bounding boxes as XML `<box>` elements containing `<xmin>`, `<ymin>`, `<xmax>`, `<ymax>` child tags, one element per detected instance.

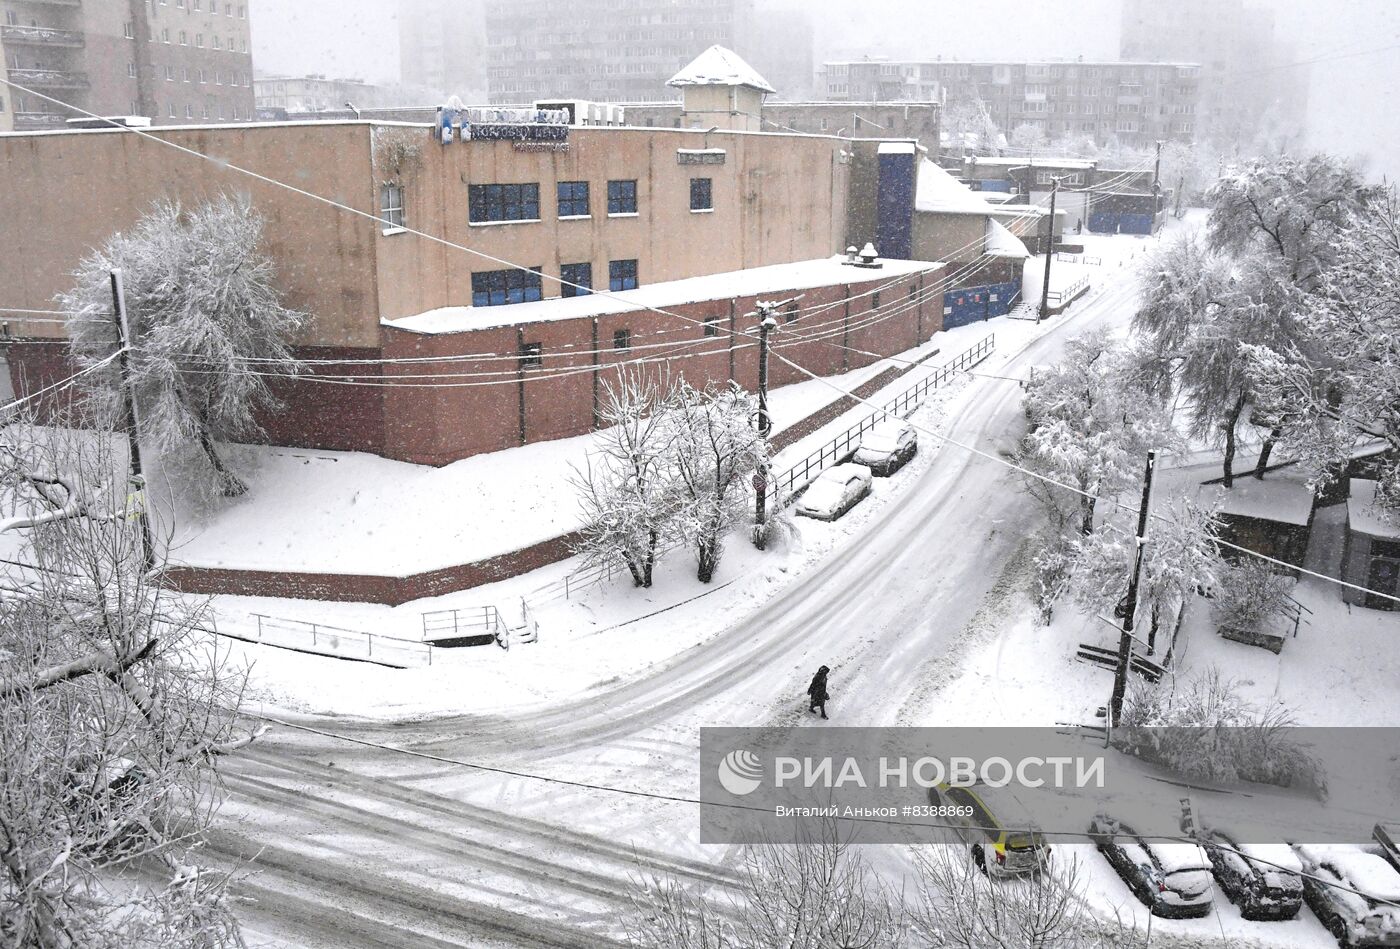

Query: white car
<box><xmin>853</xmin><ymin>420</ymin><xmax>918</xmax><ymax>476</ymax></box>
<box><xmin>796</xmin><ymin>464</ymin><xmax>872</xmax><ymax>521</ymax></box>
<box><xmin>1294</xmin><ymin>844</ymin><xmax>1400</xmax><ymax>947</ymax></box>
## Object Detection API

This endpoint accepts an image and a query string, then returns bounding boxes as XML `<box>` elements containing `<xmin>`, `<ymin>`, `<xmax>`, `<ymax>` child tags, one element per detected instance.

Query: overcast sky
<box><xmin>249</xmin><ymin>0</ymin><xmax>1400</xmax><ymax>182</ymax></box>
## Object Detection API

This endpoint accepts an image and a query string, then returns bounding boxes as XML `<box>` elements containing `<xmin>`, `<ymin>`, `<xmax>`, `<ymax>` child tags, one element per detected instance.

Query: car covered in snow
<box><xmin>1203</xmin><ymin>831</ymin><xmax>1303</xmax><ymax>920</ymax></box>
<box><xmin>1294</xmin><ymin>844</ymin><xmax>1400</xmax><ymax>947</ymax></box>
<box><xmin>795</xmin><ymin>463</ymin><xmax>872</xmax><ymax>521</ymax></box>
<box><xmin>927</xmin><ymin>783</ymin><xmax>1050</xmax><ymax>878</ymax></box>
<box><xmin>852</xmin><ymin>420</ymin><xmax>918</xmax><ymax>476</ymax></box>
<box><xmin>1088</xmin><ymin>814</ymin><xmax>1214</xmax><ymax>918</ymax></box>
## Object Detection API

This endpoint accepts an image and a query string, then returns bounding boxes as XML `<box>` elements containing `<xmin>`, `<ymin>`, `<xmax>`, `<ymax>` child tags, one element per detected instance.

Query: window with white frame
<box><xmin>380</xmin><ymin>183</ymin><xmax>405</xmax><ymax>229</ymax></box>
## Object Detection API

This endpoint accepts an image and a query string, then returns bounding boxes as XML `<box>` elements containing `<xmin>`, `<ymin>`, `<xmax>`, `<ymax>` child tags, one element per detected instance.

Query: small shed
<box><xmin>1207</xmin><ymin>475</ymin><xmax>1317</xmax><ymax>576</ymax></box>
<box><xmin>1343</xmin><ymin>479</ymin><xmax>1400</xmax><ymax>610</ymax></box>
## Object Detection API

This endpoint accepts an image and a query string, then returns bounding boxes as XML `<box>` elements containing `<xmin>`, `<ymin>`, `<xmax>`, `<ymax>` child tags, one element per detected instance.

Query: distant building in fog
<box><xmin>483</xmin><ymin>0</ymin><xmax>755</xmax><ymax>104</ymax></box>
<box><xmin>821</xmin><ymin>58</ymin><xmax>1202</xmax><ymax>149</ymax></box>
<box><xmin>1120</xmin><ymin>0</ymin><xmax>1308</xmax><ymax>146</ymax></box>
<box><xmin>254</xmin><ymin>75</ymin><xmax>391</xmax><ymax>114</ymax></box>
<box><xmin>399</xmin><ymin>0</ymin><xmax>487</xmax><ymax>101</ymax></box>
<box><xmin>1</xmin><ymin>0</ymin><xmax>254</xmax><ymax>129</ymax></box>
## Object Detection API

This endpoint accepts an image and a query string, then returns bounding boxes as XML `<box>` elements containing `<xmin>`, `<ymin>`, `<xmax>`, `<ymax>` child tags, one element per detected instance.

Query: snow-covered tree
<box><xmin>1134</xmin><ymin>236</ymin><xmax>1309</xmax><ymax>484</ymax></box>
<box><xmin>942</xmin><ymin>95</ymin><xmax>1001</xmax><ymax>155</ymax></box>
<box><xmin>1008</xmin><ymin>123</ymin><xmax>1048</xmax><ymax>152</ymax></box>
<box><xmin>1207</xmin><ymin>154</ymin><xmax>1374</xmax><ymax>290</ymax></box>
<box><xmin>1244</xmin><ymin>188</ymin><xmax>1400</xmax><ymax>510</ymax></box>
<box><xmin>571</xmin><ymin>371</ymin><xmax>678</xmax><ymax>588</ymax></box>
<box><xmin>627</xmin><ymin>819</ymin><xmax>900</xmax><ymax>948</ymax></box>
<box><xmin>0</xmin><ymin>418</ymin><xmax>259</xmax><ymax>947</ymax></box>
<box><xmin>59</xmin><ymin>194</ymin><xmax>306</xmax><ymax>501</ymax></box>
<box><xmin>670</xmin><ymin>383</ymin><xmax>769</xmax><ymax>584</ymax></box>
<box><xmin>1070</xmin><ymin>499</ymin><xmax>1221</xmax><ymax>655</ymax></box>
<box><xmin>1019</xmin><ymin>331</ymin><xmax>1176</xmax><ymax>537</ymax></box>
<box><xmin>1018</xmin><ymin>332</ymin><xmax>1178</xmax><ymax>621</ymax></box>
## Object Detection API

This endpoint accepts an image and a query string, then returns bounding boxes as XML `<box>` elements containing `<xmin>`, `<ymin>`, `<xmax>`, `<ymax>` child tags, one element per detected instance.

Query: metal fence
<box><xmin>421</xmin><ymin>598</ymin><xmax>540</xmax><ymax>649</ymax></box>
<box><xmin>525</xmin><ymin>334</ymin><xmax>998</xmax><ymax>605</ymax></box>
<box><xmin>1046</xmin><ymin>274</ymin><xmax>1092</xmax><ymax>309</ymax></box>
<box><xmin>208</xmin><ymin>614</ymin><xmax>435</xmax><ymax>668</ymax></box>
<box><xmin>764</xmin><ymin>333</ymin><xmax>996</xmax><ymax>504</ymax></box>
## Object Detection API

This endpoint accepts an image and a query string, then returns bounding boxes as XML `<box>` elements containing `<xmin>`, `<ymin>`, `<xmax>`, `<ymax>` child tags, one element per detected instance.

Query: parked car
<box><xmin>927</xmin><ymin>783</ymin><xmax>1049</xmax><ymax>877</ymax></box>
<box><xmin>1088</xmin><ymin>814</ymin><xmax>1214</xmax><ymax>918</ymax></box>
<box><xmin>1294</xmin><ymin>844</ymin><xmax>1400</xmax><ymax>947</ymax></box>
<box><xmin>796</xmin><ymin>463</ymin><xmax>872</xmax><ymax>521</ymax></box>
<box><xmin>1203</xmin><ymin>831</ymin><xmax>1303</xmax><ymax>920</ymax></box>
<box><xmin>1376</xmin><ymin>823</ymin><xmax>1400</xmax><ymax>873</ymax></box>
<box><xmin>853</xmin><ymin>420</ymin><xmax>918</xmax><ymax>476</ymax></box>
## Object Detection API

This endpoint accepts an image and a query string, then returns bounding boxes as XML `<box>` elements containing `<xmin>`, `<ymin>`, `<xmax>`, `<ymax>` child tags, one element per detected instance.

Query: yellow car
<box><xmin>928</xmin><ymin>783</ymin><xmax>1050</xmax><ymax>877</ymax></box>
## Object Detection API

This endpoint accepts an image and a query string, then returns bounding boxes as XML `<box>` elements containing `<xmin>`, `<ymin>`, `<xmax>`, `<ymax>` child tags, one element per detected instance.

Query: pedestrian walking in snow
<box><xmin>807</xmin><ymin>665</ymin><xmax>830</xmax><ymax>719</ymax></box>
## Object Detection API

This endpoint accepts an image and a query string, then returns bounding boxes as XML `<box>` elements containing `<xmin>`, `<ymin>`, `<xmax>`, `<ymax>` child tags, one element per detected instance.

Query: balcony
<box><xmin>1</xmin><ymin>25</ymin><xmax>85</xmax><ymax>47</ymax></box>
<box><xmin>8</xmin><ymin>67</ymin><xmax>88</xmax><ymax>89</ymax></box>
<box><xmin>14</xmin><ymin>111</ymin><xmax>69</xmax><ymax>129</ymax></box>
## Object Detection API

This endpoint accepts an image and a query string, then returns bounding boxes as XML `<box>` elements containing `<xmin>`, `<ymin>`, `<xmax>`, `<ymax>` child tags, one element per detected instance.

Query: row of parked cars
<box><xmin>794</xmin><ymin>421</ymin><xmax>919</xmax><ymax>521</ymax></box>
<box><xmin>927</xmin><ymin>782</ymin><xmax>1400</xmax><ymax>946</ymax></box>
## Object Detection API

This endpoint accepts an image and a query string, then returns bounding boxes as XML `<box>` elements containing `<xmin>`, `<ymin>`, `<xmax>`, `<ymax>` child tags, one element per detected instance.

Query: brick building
<box><xmin>0</xmin><ymin>116</ymin><xmax>999</xmax><ymax>463</ymax></box>
<box><xmin>2</xmin><ymin>0</ymin><xmax>254</xmax><ymax>130</ymax></box>
<box><xmin>821</xmin><ymin>58</ymin><xmax>1202</xmax><ymax>148</ymax></box>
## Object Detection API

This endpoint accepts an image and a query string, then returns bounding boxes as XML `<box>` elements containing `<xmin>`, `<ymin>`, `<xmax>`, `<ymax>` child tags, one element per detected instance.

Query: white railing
<box><xmin>210</xmin><ymin>614</ymin><xmax>434</xmax><ymax>668</ymax></box>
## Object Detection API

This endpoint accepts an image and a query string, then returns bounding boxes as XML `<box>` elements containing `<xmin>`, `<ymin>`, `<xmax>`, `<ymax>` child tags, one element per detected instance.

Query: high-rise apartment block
<box><xmin>483</xmin><ymin>0</ymin><xmax>754</xmax><ymax>104</ymax></box>
<box><xmin>2</xmin><ymin>0</ymin><xmax>254</xmax><ymax>130</ymax></box>
<box><xmin>822</xmin><ymin>58</ymin><xmax>1202</xmax><ymax>148</ymax></box>
<box><xmin>1120</xmin><ymin>0</ymin><xmax>1306</xmax><ymax>145</ymax></box>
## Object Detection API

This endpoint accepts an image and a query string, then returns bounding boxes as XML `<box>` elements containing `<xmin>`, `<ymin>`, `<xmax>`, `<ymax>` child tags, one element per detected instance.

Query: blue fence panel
<box><xmin>1120</xmin><ymin>213</ymin><xmax>1155</xmax><ymax>235</ymax></box>
<box><xmin>1088</xmin><ymin>211</ymin><xmax>1118</xmax><ymax>234</ymax></box>
<box><xmin>943</xmin><ymin>281</ymin><xmax>1020</xmax><ymax>328</ymax></box>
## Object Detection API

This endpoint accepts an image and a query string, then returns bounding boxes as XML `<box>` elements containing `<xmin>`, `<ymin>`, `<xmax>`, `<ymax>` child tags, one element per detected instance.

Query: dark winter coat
<box><xmin>807</xmin><ymin>670</ymin><xmax>830</xmax><ymax>704</ymax></box>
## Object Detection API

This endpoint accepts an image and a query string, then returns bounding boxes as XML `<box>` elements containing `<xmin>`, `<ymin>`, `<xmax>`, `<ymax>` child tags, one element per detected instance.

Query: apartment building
<box><xmin>1</xmin><ymin>0</ymin><xmax>254</xmax><ymax>130</ymax></box>
<box><xmin>254</xmin><ymin>74</ymin><xmax>392</xmax><ymax>115</ymax></box>
<box><xmin>822</xmin><ymin>58</ymin><xmax>1202</xmax><ymax>147</ymax></box>
<box><xmin>484</xmin><ymin>0</ymin><xmax>754</xmax><ymax>104</ymax></box>
<box><xmin>399</xmin><ymin>0</ymin><xmax>487</xmax><ymax>101</ymax></box>
<box><xmin>1121</xmin><ymin>0</ymin><xmax>1307</xmax><ymax>145</ymax></box>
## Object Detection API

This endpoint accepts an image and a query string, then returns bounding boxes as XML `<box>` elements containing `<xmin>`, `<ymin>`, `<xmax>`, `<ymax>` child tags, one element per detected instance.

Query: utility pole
<box><xmin>1153</xmin><ymin>139</ymin><xmax>1164</xmax><ymax>191</ymax></box>
<box><xmin>1109</xmin><ymin>450</ymin><xmax>1157</xmax><ymax>729</ymax></box>
<box><xmin>752</xmin><ymin>302</ymin><xmax>777</xmax><ymax>550</ymax></box>
<box><xmin>110</xmin><ymin>269</ymin><xmax>155</xmax><ymax>574</ymax></box>
<box><xmin>1037</xmin><ymin>176</ymin><xmax>1060</xmax><ymax>323</ymax></box>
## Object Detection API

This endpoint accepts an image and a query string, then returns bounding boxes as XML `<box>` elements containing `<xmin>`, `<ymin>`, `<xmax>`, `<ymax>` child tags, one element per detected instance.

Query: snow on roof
<box><xmin>1349</xmin><ymin>479</ymin><xmax>1400</xmax><ymax>539</ymax></box>
<box><xmin>877</xmin><ymin>141</ymin><xmax>917</xmax><ymax>154</ymax></box>
<box><xmin>972</xmin><ymin>157</ymin><xmax>1097</xmax><ymax>170</ymax></box>
<box><xmin>387</xmin><ymin>256</ymin><xmax>943</xmax><ymax>335</ymax></box>
<box><xmin>667</xmin><ymin>46</ymin><xmax>775</xmax><ymax>93</ymax></box>
<box><xmin>915</xmin><ymin>158</ymin><xmax>998</xmax><ymax>216</ymax></box>
<box><xmin>985</xmin><ymin>219</ymin><xmax>1030</xmax><ymax>259</ymax></box>
<box><xmin>1151</xmin><ymin>843</ymin><xmax>1212</xmax><ymax>875</ymax></box>
<box><xmin>1206</xmin><ymin>473</ymin><xmax>1315</xmax><ymax>527</ymax></box>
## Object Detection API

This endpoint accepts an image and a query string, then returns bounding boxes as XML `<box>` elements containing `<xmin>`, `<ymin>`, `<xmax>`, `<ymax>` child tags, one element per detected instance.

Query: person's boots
<box><xmin>821</xmin><ymin>710</ymin><xmax>829</xmax><ymax>720</ymax></box>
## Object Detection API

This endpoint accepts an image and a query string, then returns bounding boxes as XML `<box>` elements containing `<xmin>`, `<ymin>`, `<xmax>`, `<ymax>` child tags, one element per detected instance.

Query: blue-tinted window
<box><xmin>557</xmin><ymin>180</ymin><xmax>589</xmax><ymax>217</ymax></box>
<box><xmin>471</xmin><ymin>267</ymin><xmax>543</xmax><ymax>306</ymax></box>
<box><xmin>468</xmin><ymin>183</ymin><xmax>540</xmax><ymax>223</ymax></box>
<box><xmin>607</xmin><ymin>179</ymin><xmax>637</xmax><ymax>214</ymax></box>
<box><xmin>609</xmin><ymin>258</ymin><xmax>638</xmax><ymax>292</ymax></box>
<box><xmin>561</xmin><ymin>262</ymin><xmax>592</xmax><ymax>297</ymax></box>
<box><xmin>689</xmin><ymin>177</ymin><xmax>712</xmax><ymax>211</ymax></box>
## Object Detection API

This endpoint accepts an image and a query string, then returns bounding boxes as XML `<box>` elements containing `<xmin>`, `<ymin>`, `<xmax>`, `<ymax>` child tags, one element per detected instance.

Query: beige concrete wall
<box><xmin>373</xmin><ymin>125</ymin><xmax>849</xmax><ymax>324</ymax></box>
<box><xmin>677</xmin><ymin>85</ymin><xmax>763</xmax><ymax>132</ymax></box>
<box><xmin>0</xmin><ymin>122</ymin><xmax>848</xmax><ymax>349</ymax></box>
<box><xmin>0</xmin><ymin>122</ymin><xmax>379</xmax><ymax>346</ymax></box>
<box><xmin>912</xmin><ymin>212</ymin><xmax>988</xmax><ymax>267</ymax></box>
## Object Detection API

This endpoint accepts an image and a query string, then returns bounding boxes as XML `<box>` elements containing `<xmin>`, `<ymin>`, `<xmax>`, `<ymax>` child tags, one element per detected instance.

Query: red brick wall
<box><xmin>376</xmin><ymin>267</ymin><xmax>944</xmax><ymax>465</ymax></box>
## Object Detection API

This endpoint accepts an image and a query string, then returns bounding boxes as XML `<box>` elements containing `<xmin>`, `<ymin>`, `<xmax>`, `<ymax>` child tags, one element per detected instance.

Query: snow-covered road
<box><xmin>216</xmin><ymin>270</ymin><xmax>1164</xmax><ymax>947</ymax></box>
